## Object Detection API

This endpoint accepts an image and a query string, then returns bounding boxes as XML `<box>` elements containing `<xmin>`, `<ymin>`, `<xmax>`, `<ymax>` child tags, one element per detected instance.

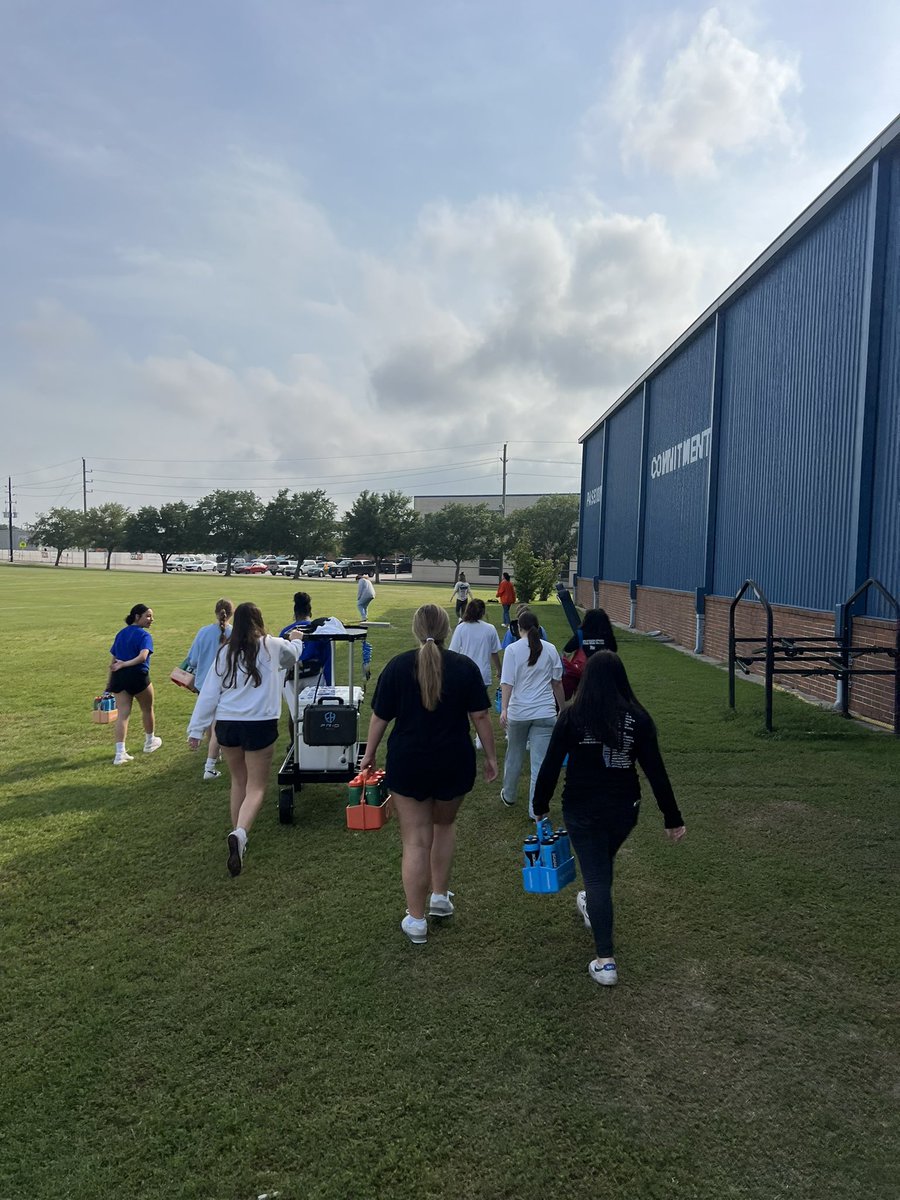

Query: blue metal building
<box><xmin>578</xmin><ymin>116</ymin><xmax>900</xmax><ymax>643</ymax></box>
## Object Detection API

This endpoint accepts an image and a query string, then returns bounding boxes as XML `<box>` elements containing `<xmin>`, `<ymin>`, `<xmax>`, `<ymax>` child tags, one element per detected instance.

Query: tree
<box><xmin>192</xmin><ymin>490</ymin><xmax>262</xmax><ymax>575</ymax></box>
<box><xmin>124</xmin><ymin>502</ymin><xmax>194</xmax><ymax>572</ymax></box>
<box><xmin>260</xmin><ymin>489</ymin><xmax>339</xmax><ymax>578</ymax></box>
<box><xmin>417</xmin><ymin>502</ymin><xmax>502</xmax><ymax>581</ymax></box>
<box><xmin>80</xmin><ymin>503</ymin><xmax>131</xmax><ymax>570</ymax></box>
<box><xmin>342</xmin><ymin>490</ymin><xmax>420</xmax><ymax>583</ymax></box>
<box><xmin>29</xmin><ymin>507</ymin><xmax>84</xmax><ymax>567</ymax></box>
<box><xmin>508</xmin><ymin>537</ymin><xmax>543</xmax><ymax>605</ymax></box>
<box><xmin>506</xmin><ymin>495</ymin><xmax>579</xmax><ymax>572</ymax></box>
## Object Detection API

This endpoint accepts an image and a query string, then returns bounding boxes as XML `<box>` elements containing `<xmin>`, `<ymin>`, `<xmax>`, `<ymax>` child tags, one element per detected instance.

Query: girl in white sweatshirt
<box><xmin>188</xmin><ymin>601</ymin><xmax>303</xmax><ymax>876</ymax></box>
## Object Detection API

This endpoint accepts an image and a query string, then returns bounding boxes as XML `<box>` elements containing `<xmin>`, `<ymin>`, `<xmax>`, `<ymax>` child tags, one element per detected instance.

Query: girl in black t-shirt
<box><xmin>360</xmin><ymin>604</ymin><xmax>498</xmax><ymax>946</ymax></box>
<box><xmin>532</xmin><ymin>651</ymin><xmax>686</xmax><ymax>987</ymax></box>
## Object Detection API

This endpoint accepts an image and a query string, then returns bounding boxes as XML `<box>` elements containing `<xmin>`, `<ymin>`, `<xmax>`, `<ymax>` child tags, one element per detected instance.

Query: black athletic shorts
<box><xmin>109</xmin><ymin>666</ymin><xmax>150</xmax><ymax>696</ymax></box>
<box><xmin>215</xmin><ymin>719</ymin><xmax>279</xmax><ymax>752</ymax></box>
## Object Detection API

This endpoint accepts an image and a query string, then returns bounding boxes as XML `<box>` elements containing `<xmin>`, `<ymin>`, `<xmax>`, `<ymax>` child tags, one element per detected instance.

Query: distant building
<box><xmin>412</xmin><ymin>494</ymin><xmax>577</xmax><ymax>584</ymax></box>
<box><xmin>0</xmin><ymin>524</ymin><xmax>34</xmax><ymax>552</ymax></box>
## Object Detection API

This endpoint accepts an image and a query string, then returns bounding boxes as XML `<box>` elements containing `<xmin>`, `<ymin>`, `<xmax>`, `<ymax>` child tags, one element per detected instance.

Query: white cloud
<box><xmin>600</xmin><ymin>8</ymin><xmax>803</xmax><ymax>179</ymax></box>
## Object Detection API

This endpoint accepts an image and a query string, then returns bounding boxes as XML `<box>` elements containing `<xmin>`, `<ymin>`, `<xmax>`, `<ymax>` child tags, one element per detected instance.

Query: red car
<box><xmin>236</xmin><ymin>560</ymin><xmax>270</xmax><ymax>574</ymax></box>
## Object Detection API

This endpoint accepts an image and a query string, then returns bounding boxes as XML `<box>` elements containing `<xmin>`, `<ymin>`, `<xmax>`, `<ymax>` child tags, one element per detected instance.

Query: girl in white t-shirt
<box><xmin>449</xmin><ymin>572</ymin><xmax>472</xmax><ymax>621</ymax></box>
<box><xmin>449</xmin><ymin>599</ymin><xmax>501</xmax><ymax>686</ymax></box>
<box><xmin>499</xmin><ymin>611</ymin><xmax>564</xmax><ymax>817</ymax></box>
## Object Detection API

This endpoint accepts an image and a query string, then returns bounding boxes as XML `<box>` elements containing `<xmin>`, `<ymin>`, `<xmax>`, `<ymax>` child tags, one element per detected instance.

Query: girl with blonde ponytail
<box><xmin>360</xmin><ymin>604</ymin><xmax>498</xmax><ymax>946</ymax></box>
<box><xmin>185</xmin><ymin>598</ymin><xmax>234</xmax><ymax>780</ymax></box>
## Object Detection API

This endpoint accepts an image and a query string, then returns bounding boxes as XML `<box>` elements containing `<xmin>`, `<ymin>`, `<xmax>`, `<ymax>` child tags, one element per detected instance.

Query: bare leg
<box><xmin>391</xmin><ymin>792</ymin><xmax>435</xmax><ymax>919</ymax></box>
<box><xmin>221</xmin><ymin>746</ymin><xmax>248</xmax><ymax>827</ymax></box>
<box><xmin>430</xmin><ymin>797</ymin><xmax>463</xmax><ymax>896</ymax></box>
<box><xmin>207</xmin><ymin>728</ymin><xmax>220</xmax><ymax>759</ymax></box>
<box><xmin>234</xmin><ymin>744</ymin><xmax>276</xmax><ymax>833</ymax></box>
<box><xmin>134</xmin><ymin>684</ymin><xmax>156</xmax><ymax>735</ymax></box>
<box><xmin>113</xmin><ymin>692</ymin><xmax>132</xmax><ymax>745</ymax></box>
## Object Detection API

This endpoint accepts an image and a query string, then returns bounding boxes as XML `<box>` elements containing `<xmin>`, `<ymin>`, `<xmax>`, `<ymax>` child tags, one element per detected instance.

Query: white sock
<box><xmin>144</xmin><ymin>732</ymin><xmax>155</xmax><ymax>745</ymax></box>
<box><xmin>235</xmin><ymin>826</ymin><xmax>248</xmax><ymax>846</ymax></box>
<box><xmin>115</xmin><ymin>742</ymin><xmax>125</xmax><ymax>754</ymax></box>
<box><xmin>204</xmin><ymin>758</ymin><xmax>217</xmax><ymax>772</ymax></box>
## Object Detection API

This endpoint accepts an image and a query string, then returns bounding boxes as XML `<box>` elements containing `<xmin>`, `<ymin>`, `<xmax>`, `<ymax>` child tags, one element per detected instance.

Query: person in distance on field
<box><xmin>359</xmin><ymin>604</ymin><xmax>498</xmax><ymax>945</ymax></box>
<box><xmin>449</xmin><ymin>571</ymin><xmax>471</xmax><ymax>621</ymax></box>
<box><xmin>531</xmin><ymin>651</ymin><xmax>685</xmax><ymax>988</ymax></box>
<box><xmin>108</xmin><ymin>603</ymin><xmax>162</xmax><ymax>765</ymax></box>
<box><xmin>496</xmin><ymin>572</ymin><xmax>516</xmax><ymax>626</ymax></box>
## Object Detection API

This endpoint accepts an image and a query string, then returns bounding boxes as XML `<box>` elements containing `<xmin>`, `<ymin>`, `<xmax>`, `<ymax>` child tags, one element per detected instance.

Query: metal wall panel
<box><xmin>601</xmin><ymin>394</ymin><xmax>643</xmax><ymax>582</ymax></box>
<box><xmin>641</xmin><ymin>325</ymin><xmax>715</xmax><ymax>591</ymax></box>
<box><xmin>868</xmin><ymin>151</ymin><xmax>900</xmax><ymax>615</ymax></box>
<box><xmin>578</xmin><ymin>428</ymin><xmax>605</xmax><ymax>580</ymax></box>
<box><xmin>713</xmin><ymin>182</ymin><xmax>871</xmax><ymax>610</ymax></box>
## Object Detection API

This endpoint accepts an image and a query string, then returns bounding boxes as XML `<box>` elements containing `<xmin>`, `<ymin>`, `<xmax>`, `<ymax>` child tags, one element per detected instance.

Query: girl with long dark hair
<box><xmin>359</xmin><ymin>604</ymin><xmax>498</xmax><ymax>945</ymax></box>
<box><xmin>563</xmin><ymin>607</ymin><xmax>618</xmax><ymax>658</ymax></box>
<box><xmin>531</xmin><ymin>651</ymin><xmax>685</xmax><ymax>986</ymax></box>
<box><xmin>108</xmin><ymin>603</ymin><xmax>162</xmax><ymax>764</ymax></box>
<box><xmin>499</xmin><ymin>610</ymin><xmax>564</xmax><ymax>816</ymax></box>
<box><xmin>187</xmin><ymin>602</ymin><xmax>303</xmax><ymax>876</ymax></box>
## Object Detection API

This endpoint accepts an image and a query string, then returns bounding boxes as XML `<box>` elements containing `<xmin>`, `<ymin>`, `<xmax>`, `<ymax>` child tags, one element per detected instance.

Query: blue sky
<box><xmin>3</xmin><ymin>1</ymin><xmax>898</xmax><ymax>520</ymax></box>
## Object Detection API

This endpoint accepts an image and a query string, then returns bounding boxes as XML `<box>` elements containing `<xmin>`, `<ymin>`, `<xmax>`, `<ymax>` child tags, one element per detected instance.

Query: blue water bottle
<box><xmin>556</xmin><ymin>828</ymin><xmax>571</xmax><ymax>863</ymax></box>
<box><xmin>522</xmin><ymin>835</ymin><xmax>540</xmax><ymax>868</ymax></box>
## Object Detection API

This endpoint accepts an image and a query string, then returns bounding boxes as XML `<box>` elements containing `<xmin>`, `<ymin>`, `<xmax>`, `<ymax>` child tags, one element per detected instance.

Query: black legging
<box><xmin>565</xmin><ymin>799</ymin><xmax>639</xmax><ymax>958</ymax></box>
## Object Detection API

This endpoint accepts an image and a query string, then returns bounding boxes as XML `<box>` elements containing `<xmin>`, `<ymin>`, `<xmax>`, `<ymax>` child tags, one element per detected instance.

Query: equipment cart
<box><xmin>276</xmin><ymin>625</ymin><xmax>369</xmax><ymax>824</ymax></box>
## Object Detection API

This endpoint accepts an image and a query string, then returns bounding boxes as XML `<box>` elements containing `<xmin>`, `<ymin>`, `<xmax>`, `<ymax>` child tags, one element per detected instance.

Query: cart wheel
<box><xmin>278</xmin><ymin>788</ymin><xmax>295</xmax><ymax>825</ymax></box>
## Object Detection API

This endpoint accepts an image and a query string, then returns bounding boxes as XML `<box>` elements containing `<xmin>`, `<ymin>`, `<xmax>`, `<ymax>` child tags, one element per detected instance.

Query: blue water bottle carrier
<box><xmin>522</xmin><ymin>817</ymin><xmax>576</xmax><ymax>894</ymax></box>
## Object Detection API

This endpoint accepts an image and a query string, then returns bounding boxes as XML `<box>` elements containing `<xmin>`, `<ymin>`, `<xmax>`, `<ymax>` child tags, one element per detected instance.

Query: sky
<box><xmin>2</xmin><ymin>0</ymin><xmax>898</xmax><ymax>523</ymax></box>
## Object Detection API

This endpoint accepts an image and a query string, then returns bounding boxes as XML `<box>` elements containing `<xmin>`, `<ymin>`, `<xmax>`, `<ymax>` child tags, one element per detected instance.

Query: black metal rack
<box><xmin>728</xmin><ymin>577</ymin><xmax>899</xmax><ymax>735</ymax></box>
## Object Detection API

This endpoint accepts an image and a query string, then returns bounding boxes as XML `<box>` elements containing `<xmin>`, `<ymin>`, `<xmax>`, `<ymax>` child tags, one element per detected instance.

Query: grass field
<box><xmin>1</xmin><ymin>565</ymin><xmax>897</xmax><ymax>1200</ymax></box>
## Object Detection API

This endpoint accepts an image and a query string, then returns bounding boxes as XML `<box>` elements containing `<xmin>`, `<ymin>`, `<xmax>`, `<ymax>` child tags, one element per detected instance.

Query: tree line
<box><xmin>27</xmin><ymin>488</ymin><xmax>578</xmax><ymax>596</ymax></box>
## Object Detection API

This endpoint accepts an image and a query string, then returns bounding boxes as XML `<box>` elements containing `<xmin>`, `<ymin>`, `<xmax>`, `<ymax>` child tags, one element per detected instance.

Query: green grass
<box><xmin>1</xmin><ymin>565</ymin><xmax>897</xmax><ymax>1200</ymax></box>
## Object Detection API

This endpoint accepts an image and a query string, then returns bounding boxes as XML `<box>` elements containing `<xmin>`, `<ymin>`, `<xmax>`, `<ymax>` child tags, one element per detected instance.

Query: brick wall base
<box><xmin>573</xmin><ymin>578</ymin><xmax>898</xmax><ymax>730</ymax></box>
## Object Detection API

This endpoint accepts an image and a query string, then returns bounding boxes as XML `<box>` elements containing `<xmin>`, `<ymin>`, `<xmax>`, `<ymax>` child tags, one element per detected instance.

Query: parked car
<box><xmin>377</xmin><ymin>557</ymin><xmax>412</xmax><ymax>573</ymax></box>
<box><xmin>236</xmin><ymin>560</ymin><xmax>270</xmax><ymax>575</ymax></box>
<box><xmin>166</xmin><ymin>555</ymin><xmax>204</xmax><ymax>572</ymax></box>
<box><xmin>183</xmin><ymin>557</ymin><xmax>218</xmax><ymax>573</ymax></box>
<box><xmin>329</xmin><ymin>558</ymin><xmax>375</xmax><ymax>578</ymax></box>
<box><xmin>216</xmin><ymin>557</ymin><xmax>247</xmax><ymax>573</ymax></box>
<box><xmin>299</xmin><ymin>559</ymin><xmax>325</xmax><ymax>577</ymax></box>
<box><xmin>277</xmin><ymin>560</ymin><xmax>299</xmax><ymax>576</ymax></box>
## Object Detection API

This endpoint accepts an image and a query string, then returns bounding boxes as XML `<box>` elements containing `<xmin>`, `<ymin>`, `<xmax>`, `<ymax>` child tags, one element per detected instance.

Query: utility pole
<box><xmin>498</xmin><ymin>442</ymin><xmax>508</xmax><ymax>581</ymax></box>
<box><xmin>5</xmin><ymin>477</ymin><xmax>15</xmax><ymax>563</ymax></box>
<box><xmin>82</xmin><ymin>458</ymin><xmax>88</xmax><ymax>569</ymax></box>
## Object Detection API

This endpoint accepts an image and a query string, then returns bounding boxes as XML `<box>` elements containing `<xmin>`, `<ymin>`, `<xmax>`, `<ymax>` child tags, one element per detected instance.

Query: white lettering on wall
<box><xmin>585</xmin><ymin>486</ymin><xmax>602</xmax><ymax>507</ymax></box>
<box><xmin>649</xmin><ymin>426</ymin><xmax>713</xmax><ymax>480</ymax></box>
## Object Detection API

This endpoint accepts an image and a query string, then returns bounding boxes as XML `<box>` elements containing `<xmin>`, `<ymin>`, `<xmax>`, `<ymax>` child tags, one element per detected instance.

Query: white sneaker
<box><xmin>113</xmin><ymin>751</ymin><xmax>134</xmax><ymax>765</ymax></box>
<box><xmin>401</xmin><ymin>913</ymin><xmax>427</xmax><ymax>944</ymax></box>
<box><xmin>428</xmin><ymin>891</ymin><xmax>455</xmax><ymax>917</ymax></box>
<box><xmin>588</xmin><ymin>959</ymin><xmax>618</xmax><ymax>987</ymax></box>
<box><xmin>500</xmin><ymin>788</ymin><xmax>515</xmax><ymax>808</ymax></box>
<box><xmin>203</xmin><ymin>768</ymin><xmax>221</xmax><ymax>781</ymax></box>
<box><xmin>576</xmin><ymin>890</ymin><xmax>591</xmax><ymax>929</ymax></box>
<box><xmin>226</xmin><ymin>832</ymin><xmax>244</xmax><ymax>877</ymax></box>
<box><xmin>143</xmin><ymin>735</ymin><xmax>163</xmax><ymax>754</ymax></box>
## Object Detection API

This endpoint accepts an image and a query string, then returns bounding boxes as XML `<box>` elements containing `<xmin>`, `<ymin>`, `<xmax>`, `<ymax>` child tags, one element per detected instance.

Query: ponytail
<box><xmin>125</xmin><ymin>603</ymin><xmax>149</xmax><ymax>626</ymax></box>
<box><xmin>411</xmin><ymin>604</ymin><xmax>450</xmax><ymax>711</ymax></box>
<box><xmin>215</xmin><ymin>597</ymin><xmax>234</xmax><ymax>644</ymax></box>
<box><xmin>518</xmin><ymin>611</ymin><xmax>543</xmax><ymax>666</ymax></box>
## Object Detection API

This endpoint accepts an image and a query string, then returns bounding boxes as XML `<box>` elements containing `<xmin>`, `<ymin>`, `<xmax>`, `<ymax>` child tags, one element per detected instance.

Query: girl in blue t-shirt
<box><xmin>185</xmin><ymin>598</ymin><xmax>234</xmax><ymax>781</ymax></box>
<box><xmin>108</xmin><ymin>603</ymin><xmax>162</xmax><ymax>765</ymax></box>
